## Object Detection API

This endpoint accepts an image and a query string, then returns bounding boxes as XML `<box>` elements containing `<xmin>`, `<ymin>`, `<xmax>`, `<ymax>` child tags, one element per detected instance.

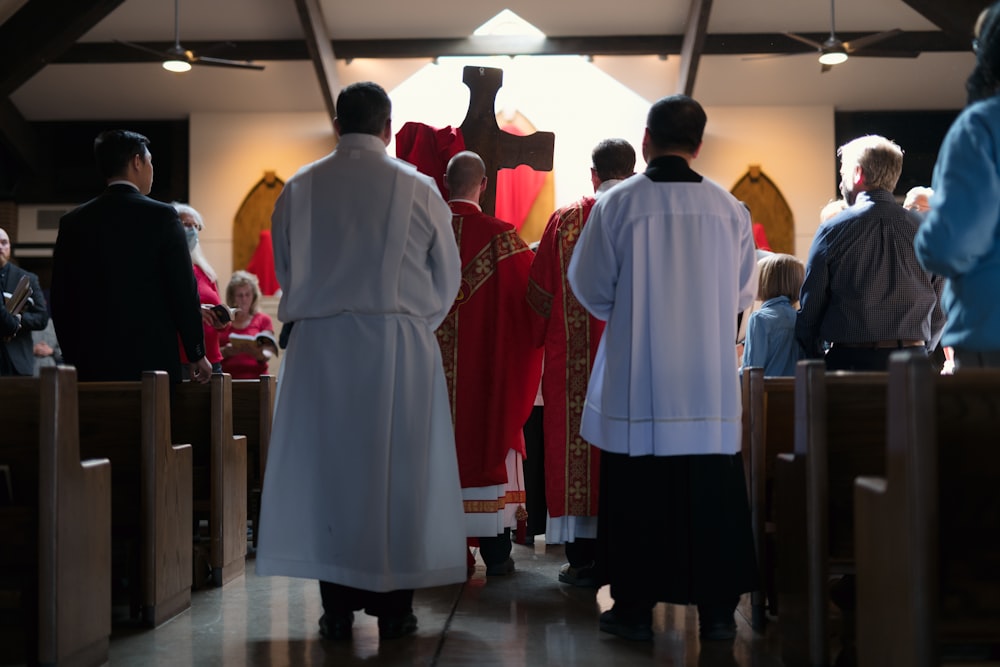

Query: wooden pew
<box><xmin>855</xmin><ymin>353</ymin><xmax>1000</xmax><ymax>666</ymax></box>
<box><xmin>231</xmin><ymin>375</ymin><xmax>276</xmax><ymax>549</ymax></box>
<box><xmin>0</xmin><ymin>366</ymin><xmax>112</xmax><ymax>666</ymax></box>
<box><xmin>774</xmin><ymin>360</ymin><xmax>888</xmax><ymax>666</ymax></box>
<box><xmin>741</xmin><ymin>367</ymin><xmax>796</xmax><ymax>631</ymax></box>
<box><xmin>77</xmin><ymin>370</ymin><xmax>193</xmax><ymax>627</ymax></box>
<box><xmin>172</xmin><ymin>373</ymin><xmax>248</xmax><ymax>586</ymax></box>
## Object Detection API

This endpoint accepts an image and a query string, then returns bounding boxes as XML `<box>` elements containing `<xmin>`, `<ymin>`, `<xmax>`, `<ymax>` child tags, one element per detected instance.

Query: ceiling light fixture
<box><xmin>162</xmin><ymin>59</ymin><xmax>192</xmax><ymax>73</ymax></box>
<box><xmin>818</xmin><ymin>45</ymin><xmax>848</xmax><ymax>66</ymax></box>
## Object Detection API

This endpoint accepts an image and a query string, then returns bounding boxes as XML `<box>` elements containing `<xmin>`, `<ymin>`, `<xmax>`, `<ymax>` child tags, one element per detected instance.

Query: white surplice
<box><xmin>567</xmin><ymin>169</ymin><xmax>757</xmax><ymax>458</ymax></box>
<box><xmin>256</xmin><ymin>133</ymin><xmax>467</xmax><ymax>592</ymax></box>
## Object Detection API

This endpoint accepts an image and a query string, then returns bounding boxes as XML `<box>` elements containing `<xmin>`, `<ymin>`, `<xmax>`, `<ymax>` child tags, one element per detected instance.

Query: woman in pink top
<box><xmin>220</xmin><ymin>270</ymin><xmax>277</xmax><ymax>379</ymax></box>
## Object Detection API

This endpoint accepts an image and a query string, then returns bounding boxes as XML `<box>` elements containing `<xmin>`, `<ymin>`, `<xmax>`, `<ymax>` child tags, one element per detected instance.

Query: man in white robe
<box><xmin>568</xmin><ymin>94</ymin><xmax>759</xmax><ymax>642</ymax></box>
<box><xmin>256</xmin><ymin>82</ymin><xmax>467</xmax><ymax>641</ymax></box>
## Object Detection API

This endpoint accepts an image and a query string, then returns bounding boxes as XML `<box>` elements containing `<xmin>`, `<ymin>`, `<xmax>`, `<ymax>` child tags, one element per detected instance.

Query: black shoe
<box><xmin>318</xmin><ymin>612</ymin><xmax>353</xmax><ymax>640</ymax></box>
<box><xmin>378</xmin><ymin>612</ymin><xmax>418</xmax><ymax>639</ymax></box>
<box><xmin>599</xmin><ymin>609</ymin><xmax>653</xmax><ymax>641</ymax></box>
<box><xmin>485</xmin><ymin>557</ymin><xmax>515</xmax><ymax>576</ymax></box>
<box><xmin>558</xmin><ymin>562</ymin><xmax>599</xmax><ymax>588</ymax></box>
<box><xmin>697</xmin><ymin>605</ymin><xmax>736</xmax><ymax>641</ymax></box>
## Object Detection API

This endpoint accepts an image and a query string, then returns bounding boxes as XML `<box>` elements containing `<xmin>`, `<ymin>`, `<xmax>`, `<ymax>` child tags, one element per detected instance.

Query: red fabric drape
<box><xmin>246</xmin><ymin>229</ymin><xmax>280</xmax><ymax>296</ymax></box>
<box><xmin>495</xmin><ymin>124</ymin><xmax>547</xmax><ymax>231</ymax></box>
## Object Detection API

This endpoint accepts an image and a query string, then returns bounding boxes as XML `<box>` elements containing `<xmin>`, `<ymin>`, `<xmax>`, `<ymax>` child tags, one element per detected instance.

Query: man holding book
<box><xmin>0</xmin><ymin>227</ymin><xmax>49</xmax><ymax>376</ymax></box>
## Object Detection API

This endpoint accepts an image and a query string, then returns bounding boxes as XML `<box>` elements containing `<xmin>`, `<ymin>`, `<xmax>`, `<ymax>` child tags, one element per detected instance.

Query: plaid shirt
<box><xmin>796</xmin><ymin>189</ymin><xmax>944</xmax><ymax>357</ymax></box>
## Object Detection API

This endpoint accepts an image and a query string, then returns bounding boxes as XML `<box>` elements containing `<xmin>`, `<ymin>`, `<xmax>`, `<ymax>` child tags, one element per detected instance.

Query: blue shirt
<box><xmin>742</xmin><ymin>296</ymin><xmax>801</xmax><ymax>376</ymax></box>
<box><xmin>796</xmin><ymin>189</ymin><xmax>943</xmax><ymax>357</ymax></box>
<box><xmin>914</xmin><ymin>95</ymin><xmax>1000</xmax><ymax>351</ymax></box>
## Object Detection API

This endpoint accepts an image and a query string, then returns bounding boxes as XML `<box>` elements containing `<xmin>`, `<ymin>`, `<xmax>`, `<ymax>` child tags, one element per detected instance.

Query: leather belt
<box><xmin>833</xmin><ymin>340</ymin><xmax>925</xmax><ymax>349</ymax></box>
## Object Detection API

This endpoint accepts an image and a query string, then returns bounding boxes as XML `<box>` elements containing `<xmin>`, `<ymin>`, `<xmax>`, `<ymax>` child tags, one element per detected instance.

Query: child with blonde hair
<box><xmin>740</xmin><ymin>253</ymin><xmax>805</xmax><ymax>376</ymax></box>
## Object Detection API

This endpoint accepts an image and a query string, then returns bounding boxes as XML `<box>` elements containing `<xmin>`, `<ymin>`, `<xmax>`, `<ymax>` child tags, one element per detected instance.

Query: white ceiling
<box><xmin>5</xmin><ymin>0</ymin><xmax>978</xmax><ymax>120</ymax></box>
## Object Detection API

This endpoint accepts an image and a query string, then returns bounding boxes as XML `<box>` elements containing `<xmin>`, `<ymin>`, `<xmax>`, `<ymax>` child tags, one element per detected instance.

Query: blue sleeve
<box><xmin>742</xmin><ymin>311</ymin><xmax>767</xmax><ymax>369</ymax></box>
<box><xmin>796</xmin><ymin>228</ymin><xmax>831</xmax><ymax>357</ymax></box>
<box><xmin>915</xmin><ymin>107</ymin><xmax>1000</xmax><ymax>277</ymax></box>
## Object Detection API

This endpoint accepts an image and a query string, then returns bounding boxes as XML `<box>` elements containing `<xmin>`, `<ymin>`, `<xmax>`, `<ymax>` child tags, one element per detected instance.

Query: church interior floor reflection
<box><xmin>107</xmin><ymin>538</ymin><xmax>787</xmax><ymax>666</ymax></box>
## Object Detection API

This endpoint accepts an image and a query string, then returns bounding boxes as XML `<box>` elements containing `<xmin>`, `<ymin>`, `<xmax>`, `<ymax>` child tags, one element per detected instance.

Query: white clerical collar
<box><xmin>107</xmin><ymin>179</ymin><xmax>140</xmax><ymax>191</ymax></box>
<box><xmin>595</xmin><ymin>179</ymin><xmax>624</xmax><ymax>199</ymax></box>
<box><xmin>449</xmin><ymin>198</ymin><xmax>482</xmax><ymax>211</ymax></box>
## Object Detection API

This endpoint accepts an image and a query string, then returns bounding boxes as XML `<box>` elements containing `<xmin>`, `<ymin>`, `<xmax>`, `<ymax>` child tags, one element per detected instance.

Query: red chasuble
<box><xmin>526</xmin><ymin>196</ymin><xmax>605</xmax><ymax>518</ymax></box>
<box><xmin>437</xmin><ymin>201</ymin><xmax>543</xmax><ymax>490</ymax></box>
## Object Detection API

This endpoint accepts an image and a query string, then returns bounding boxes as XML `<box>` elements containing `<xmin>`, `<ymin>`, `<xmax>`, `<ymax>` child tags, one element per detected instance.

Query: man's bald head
<box><xmin>446</xmin><ymin>151</ymin><xmax>487</xmax><ymax>202</ymax></box>
<box><xmin>0</xmin><ymin>227</ymin><xmax>10</xmax><ymax>267</ymax></box>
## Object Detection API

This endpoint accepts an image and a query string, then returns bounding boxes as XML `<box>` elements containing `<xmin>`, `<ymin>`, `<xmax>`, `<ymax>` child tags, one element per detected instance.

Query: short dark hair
<box><xmin>645</xmin><ymin>95</ymin><xmax>706</xmax><ymax>154</ymax></box>
<box><xmin>94</xmin><ymin>130</ymin><xmax>150</xmax><ymax>179</ymax></box>
<box><xmin>591</xmin><ymin>138</ymin><xmax>636</xmax><ymax>182</ymax></box>
<box><xmin>335</xmin><ymin>82</ymin><xmax>391</xmax><ymax>136</ymax></box>
<box><xmin>968</xmin><ymin>0</ymin><xmax>1000</xmax><ymax>103</ymax></box>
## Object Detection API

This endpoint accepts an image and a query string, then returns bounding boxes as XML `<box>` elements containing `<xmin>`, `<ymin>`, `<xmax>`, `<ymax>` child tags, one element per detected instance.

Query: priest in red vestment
<box><xmin>437</xmin><ymin>151</ymin><xmax>543</xmax><ymax>576</ymax></box>
<box><xmin>526</xmin><ymin>138</ymin><xmax>636</xmax><ymax>587</ymax></box>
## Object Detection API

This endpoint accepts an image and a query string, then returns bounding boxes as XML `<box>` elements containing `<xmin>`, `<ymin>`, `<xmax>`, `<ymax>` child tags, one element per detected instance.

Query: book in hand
<box><xmin>3</xmin><ymin>275</ymin><xmax>33</xmax><ymax>315</ymax></box>
<box><xmin>202</xmin><ymin>303</ymin><xmax>237</xmax><ymax>324</ymax></box>
<box><xmin>228</xmin><ymin>330</ymin><xmax>278</xmax><ymax>353</ymax></box>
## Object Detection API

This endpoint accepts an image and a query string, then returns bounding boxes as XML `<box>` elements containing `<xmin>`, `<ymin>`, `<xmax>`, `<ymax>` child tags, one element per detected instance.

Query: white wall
<box><xmin>188</xmin><ymin>64</ymin><xmax>835</xmax><ymax>288</ymax></box>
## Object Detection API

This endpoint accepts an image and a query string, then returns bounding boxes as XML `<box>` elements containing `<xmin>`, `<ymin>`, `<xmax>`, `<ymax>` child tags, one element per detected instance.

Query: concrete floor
<box><xmin>107</xmin><ymin>540</ymin><xmax>788</xmax><ymax>666</ymax></box>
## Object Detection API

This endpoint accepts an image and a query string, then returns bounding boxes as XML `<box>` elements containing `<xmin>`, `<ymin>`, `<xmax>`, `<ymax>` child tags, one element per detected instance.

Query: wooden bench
<box><xmin>172</xmin><ymin>373</ymin><xmax>248</xmax><ymax>586</ymax></box>
<box><xmin>76</xmin><ymin>371</ymin><xmax>193</xmax><ymax>627</ymax></box>
<box><xmin>774</xmin><ymin>360</ymin><xmax>888</xmax><ymax>666</ymax></box>
<box><xmin>855</xmin><ymin>352</ymin><xmax>1000</xmax><ymax>666</ymax></box>
<box><xmin>0</xmin><ymin>366</ymin><xmax>112</xmax><ymax>666</ymax></box>
<box><xmin>741</xmin><ymin>367</ymin><xmax>795</xmax><ymax>631</ymax></box>
<box><xmin>231</xmin><ymin>375</ymin><xmax>276</xmax><ymax>549</ymax></box>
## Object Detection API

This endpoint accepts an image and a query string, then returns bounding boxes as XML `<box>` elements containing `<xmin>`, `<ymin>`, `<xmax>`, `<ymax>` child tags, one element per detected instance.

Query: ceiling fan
<box><xmin>753</xmin><ymin>0</ymin><xmax>916</xmax><ymax>72</ymax></box>
<box><xmin>117</xmin><ymin>0</ymin><xmax>264</xmax><ymax>72</ymax></box>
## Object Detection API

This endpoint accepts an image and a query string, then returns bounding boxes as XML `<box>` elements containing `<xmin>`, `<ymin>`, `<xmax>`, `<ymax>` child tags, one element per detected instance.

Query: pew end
<box><xmin>0</xmin><ymin>366</ymin><xmax>112</xmax><ymax>666</ymax></box>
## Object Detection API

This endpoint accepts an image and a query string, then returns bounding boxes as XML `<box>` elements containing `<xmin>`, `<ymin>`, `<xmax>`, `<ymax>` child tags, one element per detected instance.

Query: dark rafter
<box><xmin>0</xmin><ymin>0</ymin><xmax>126</xmax><ymax>191</ymax></box>
<box><xmin>0</xmin><ymin>99</ymin><xmax>43</xmax><ymax>179</ymax></box>
<box><xmin>54</xmin><ymin>30</ymin><xmax>967</xmax><ymax>64</ymax></box>
<box><xmin>0</xmin><ymin>0</ymin><xmax>126</xmax><ymax>98</ymax></box>
<box><xmin>900</xmin><ymin>0</ymin><xmax>989</xmax><ymax>40</ymax></box>
<box><xmin>677</xmin><ymin>0</ymin><xmax>713</xmax><ymax>97</ymax></box>
<box><xmin>293</xmin><ymin>0</ymin><xmax>340</xmax><ymax>130</ymax></box>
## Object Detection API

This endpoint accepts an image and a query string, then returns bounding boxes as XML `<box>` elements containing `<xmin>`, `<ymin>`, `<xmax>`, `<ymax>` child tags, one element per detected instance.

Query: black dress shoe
<box><xmin>558</xmin><ymin>562</ymin><xmax>599</xmax><ymax>588</ymax></box>
<box><xmin>599</xmin><ymin>609</ymin><xmax>653</xmax><ymax>641</ymax></box>
<box><xmin>378</xmin><ymin>612</ymin><xmax>418</xmax><ymax>639</ymax></box>
<box><xmin>484</xmin><ymin>557</ymin><xmax>516</xmax><ymax>576</ymax></box>
<box><xmin>318</xmin><ymin>612</ymin><xmax>353</xmax><ymax>640</ymax></box>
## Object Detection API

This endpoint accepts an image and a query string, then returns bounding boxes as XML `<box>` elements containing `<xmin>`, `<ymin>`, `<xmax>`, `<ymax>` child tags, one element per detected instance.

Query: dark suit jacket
<box><xmin>1</xmin><ymin>263</ymin><xmax>49</xmax><ymax>376</ymax></box>
<box><xmin>51</xmin><ymin>184</ymin><xmax>205</xmax><ymax>383</ymax></box>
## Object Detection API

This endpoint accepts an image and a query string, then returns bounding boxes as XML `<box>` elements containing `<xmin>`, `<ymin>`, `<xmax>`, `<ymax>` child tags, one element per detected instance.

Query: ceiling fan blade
<box><xmin>843</xmin><ymin>29</ymin><xmax>903</xmax><ymax>54</ymax></box>
<box><xmin>784</xmin><ymin>32</ymin><xmax>824</xmax><ymax>50</ymax></box>
<box><xmin>115</xmin><ymin>39</ymin><xmax>169</xmax><ymax>59</ymax></box>
<box><xmin>848</xmin><ymin>49</ymin><xmax>919</xmax><ymax>58</ymax></box>
<box><xmin>741</xmin><ymin>52</ymin><xmax>801</xmax><ymax>61</ymax></box>
<box><xmin>193</xmin><ymin>55</ymin><xmax>266</xmax><ymax>71</ymax></box>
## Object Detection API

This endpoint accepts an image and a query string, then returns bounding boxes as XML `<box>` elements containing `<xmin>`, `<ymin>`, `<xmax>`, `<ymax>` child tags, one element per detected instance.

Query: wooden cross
<box><xmin>459</xmin><ymin>66</ymin><xmax>555</xmax><ymax>216</ymax></box>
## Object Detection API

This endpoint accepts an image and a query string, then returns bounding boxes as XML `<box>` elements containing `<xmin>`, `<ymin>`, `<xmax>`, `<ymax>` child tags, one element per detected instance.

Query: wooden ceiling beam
<box><xmin>292</xmin><ymin>0</ymin><xmax>340</xmax><ymax>130</ymax></box>
<box><xmin>0</xmin><ymin>0</ymin><xmax>126</xmax><ymax>98</ymax></box>
<box><xmin>900</xmin><ymin>0</ymin><xmax>988</xmax><ymax>40</ymax></box>
<box><xmin>677</xmin><ymin>0</ymin><xmax>713</xmax><ymax>97</ymax></box>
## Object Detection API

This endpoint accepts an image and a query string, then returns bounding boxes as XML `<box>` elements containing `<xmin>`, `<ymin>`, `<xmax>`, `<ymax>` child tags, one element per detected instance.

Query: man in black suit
<box><xmin>0</xmin><ymin>227</ymin><xmax>49</xmax><ymax>376</ymax></box>
<box><xmin>51</xmin><ymin>129</ymin><xmax>211</xmax><ymax>384</ymax></box>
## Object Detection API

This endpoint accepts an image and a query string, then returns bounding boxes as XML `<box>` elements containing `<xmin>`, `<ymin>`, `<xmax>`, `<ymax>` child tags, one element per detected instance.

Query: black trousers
<box><xmin>522</xmin><ymin>405</ymin><xmax>547</xmax><ymax>537</ymax></box>
<box><xmin>825</xmin><ymin>345</ymin><xmax>926</xmax><ymax>371</ymax></box>
<box><xmin>478</xmin><ymin>528</ymin><xmax>512</xmax><ymax>567</ymax></box>
<box><xmin>318</xmin><ymin>581</ymin><xmax>413</xmax><ymax>618</ymax></box>
<box><xmin>596</xmin><ymin>452</ymin><xmax>757</xmax><ymax>610</ymax></box>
